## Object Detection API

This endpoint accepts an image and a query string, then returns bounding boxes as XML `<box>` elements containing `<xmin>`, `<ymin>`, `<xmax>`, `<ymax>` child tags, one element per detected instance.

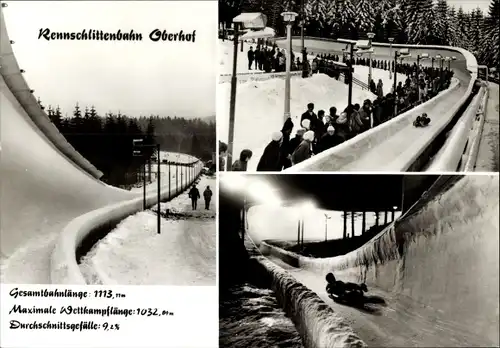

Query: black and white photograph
<box><xmin>219</xmin><ymin>173</ymin><xmax>499</xmax><ymax>347</ymax></box>
<box><xmin>0</xmin><ymin>1</ymin><xmax>217</xmax><ymax>285</ymax></box>
<box><xmin>217</xmin><ymin>0</ymin><xmax>499</xmax><ymax>172</ymax></box>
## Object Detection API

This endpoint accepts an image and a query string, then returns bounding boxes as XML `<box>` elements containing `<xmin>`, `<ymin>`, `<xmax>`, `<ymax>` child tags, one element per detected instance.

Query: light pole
<box><xmin>367</xmin><ymin>32</ymin><xmax>375</xmax><ymax>87</ymax></box>
<box><xmin>132</xmin><ymin>139</ymin><xmax>161</xmax><ymax>234</ymax></box>
<box><xmin>388</xmin><ymin>38</ymin><xmax>394</xmax><ymax>79</ymax></box>
<box><xmin>324</xmin><ymin>214</ymin><xmax>331</xmax><ymax>242</ymax></box>
<box><xmin>227</xmin><ymin>21</ymin><xmax>240</xmax><ymax>172</ymax></box>
<box><xmin>227</xmin><ymin>13</ymin><xmax>267</xmax><ymax>171</ymax></box>
<box><xmin>281</xmin><ymin>12</ymin><xmax>298</xmax><ymax>123</ymax></box>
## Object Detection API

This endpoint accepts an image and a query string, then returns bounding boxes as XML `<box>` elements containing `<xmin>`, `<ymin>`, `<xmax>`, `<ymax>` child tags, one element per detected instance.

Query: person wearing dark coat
<box><xmin>257</xmin><ymin>131</ymin><xmax>283</xmax><ymax>171</ymax></box>
<box><xmin>301</xmin><ymin>103</ymin><xmax>318</xmax><ymax>129</ymax></box>
<box><xmin>289</xmin><ymin>128</ymin><xmax>305</xmax><ymax>157</ymax></box>
<box><xmin>232</xmin><ymin>149</ymin><xmax>252</xmax><ymax>171</ymax></box>
<box><xmin>247</xmin><ymin>47</ymin><xmax>255</xmax><ymax>70</ymax></box>
<box><xmin>280</xmin><ymin>118</ymin><xmax>294</xmax><ymax>169</ymax></box>
<box><xmin>188</xmin><ymin>185</ymin><xmax>200</xmax><ymax>210</ymax></box>
<box><xmin>291</xmin><ymin>130</ymin><xmax>314</xmax><ymax>165</ymax></box>
<box><xmin>203</xmin><ymin>186</ymin><xmax>213</xmax><ymax>210</ymax></box>
<box><xmin>318</xmin><ymin>126</ymin><xmax>343</xmax><ymax>152</ymax></box>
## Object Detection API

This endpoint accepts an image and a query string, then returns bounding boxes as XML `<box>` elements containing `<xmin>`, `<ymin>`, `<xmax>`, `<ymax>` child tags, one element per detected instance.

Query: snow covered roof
<box><xmin>233</xmin><ymin>12</ymin><xmax>267</xmax><ymax>29</ymax></box>
<box><xmin>240</xmin><ymin>27</ymin><xmax>275</xmax><ymax>40</ymax></box>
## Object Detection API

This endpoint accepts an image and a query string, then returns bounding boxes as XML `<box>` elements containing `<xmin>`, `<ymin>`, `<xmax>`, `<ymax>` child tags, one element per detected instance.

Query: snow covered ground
<box><xmin>79</xmin><ymin>175</ymin><xmax>216</xmax><ymax>285</ymax></box>
<box><xmin>218</xmin><ymin>40</ymin><xmax>405</xmax><ymax>171</ymax></box>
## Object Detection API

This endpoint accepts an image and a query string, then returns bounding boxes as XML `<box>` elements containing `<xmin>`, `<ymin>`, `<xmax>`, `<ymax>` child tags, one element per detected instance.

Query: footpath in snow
<box><xmin>218</xmin><ymin>40</ymin><xmax>405</xmax><ymax>171</ymax></box>
<box><xmin>80</xmin><ymin>174</ymin><xmax>216</xmax><ymax>286</ymax></box>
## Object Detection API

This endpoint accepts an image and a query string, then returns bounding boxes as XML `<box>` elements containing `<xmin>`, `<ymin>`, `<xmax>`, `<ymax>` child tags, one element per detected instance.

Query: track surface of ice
<box><xmin>254</xmin><ymin>175</ymin><xmax>499</xmax><ymax>347</ymax></box>
<box><xmin>80</xmin><ymin>176</ymin><xmax>216</xmax><ymax>285</ymax></box>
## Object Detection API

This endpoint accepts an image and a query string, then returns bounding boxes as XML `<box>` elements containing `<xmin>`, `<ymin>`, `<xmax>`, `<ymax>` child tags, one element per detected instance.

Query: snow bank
<box><xmin>261</xmin><ymin>175</ymin><xmax>499</xmax><ymax>344</ymax></box>
<box><xmin>50</xmin><ymin>159</ymin><xmax>203</xmax><ymax>284</ymax></box>
<box><xmin>254</xmin><ymin>256</ymin><xmax>366</xmax><ymax>348</ymax></box>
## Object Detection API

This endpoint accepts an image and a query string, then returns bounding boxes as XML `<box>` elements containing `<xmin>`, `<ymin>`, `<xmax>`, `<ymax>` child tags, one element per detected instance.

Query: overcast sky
<box><xmin>3</xmin><ymin>1</ymin><xmax>216</xmax><ymax>118</ymax></box>
<box><xmin>446</xmin><ymin>0</ymin><xmax>491</xmax><ymax>13</ymax></box>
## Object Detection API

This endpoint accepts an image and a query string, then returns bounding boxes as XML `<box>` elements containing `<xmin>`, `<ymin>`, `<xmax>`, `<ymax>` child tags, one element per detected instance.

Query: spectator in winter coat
<box><xmin>219</xmin><ymin>141</ymin><xmax>228</xmax><ymax>172</ymax></box>
<box><xmin>289</xmin><ymin>128</ymin><xmax>305</xmax><ymax>157</ymax></box>
<box><xmin>370</xmin><ymin>79</ymin><xmax>377</xmax><ymax>94</ymax></box>
<box><xmin>349</xmin><ymin>104</ymin><xmax>365</xmax><ymax>135</ymax></box>
<box><xmin>248</xmin><ymin>47</ymin><xmax>255</xmax><ymax>70</ymax></box>
<box><xmin>329</xmin><ymin>107</ymin><xmax>338</xmax><ymax>124</ymax></box>
<box><xmin>188</xmin><ymin>185</ymin><xmax>201</xmax><ymax>210</ymax></box>
<box><xmin>254</xmin><ymin>46</ymin><xmax>261</xmax><ymax>70</ymax></box>
<box><xmin>280</xmin><ymin>118</ymin><xmax>294</xmax><ymax>169</ymax></box>
<box><xmin>335</xmin><ymin>112</ymin><xmax>350</xmax><ymax>141</ymax></box>
<box><xmin>318</xmin><ymin>126</ymin><xmax>343</xmax><ymax>152</ymax></box>
<box><xmin>376</xmin><ymin>79</ymin><xmax>384</xmax><ymax>98</ymax></box>
<box><xmin>257</xmin><ymin>132</ymin><xmax>283</xmax><ymax>172</ymax></box>
<box><xmin>232</xmin><ymin>149</ymin><xmax>252</xmax><ymax>171</ymax></box>
<box><xmin>203</xmin><ymin>186</ymin><xmax>213</xmax><ymax>210</ymax></box>
<box><xmin>292</xmin><ymin>130</ymin><xmax>314</xmax><ymax>165</ymax></box>
<box><xmin>359</xmin><ymin>100</ymin><xmax>373</xmax><ymax>130</ymax></box>
<box><xmin>301</xmin><ymin>103</ymin><xmax>317</xmax><ymax>126</ymax></box>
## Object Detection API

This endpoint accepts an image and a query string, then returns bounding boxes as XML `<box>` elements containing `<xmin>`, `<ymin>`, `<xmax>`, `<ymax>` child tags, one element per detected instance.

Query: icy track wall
<box><xmin>0</xmin><ymin>8</ymin><xmax>103</xmax><ymax>179</ymax></box>
<box><xmin>281</xmin><ymin>37</ymin><xmax>480</xmax><ymax>172</ymax></box>
<box><xmin>51</xmin><ymin>159</ymin><xmax>203</xmax><ymax>284</ymax></box>
<box><xmin>245</xmin><ymin>235</ymin><xmax>367</xmax><ymax>348</ymax></box>
<box><xmin>254</xmin><ymin>256</ymin><xmax>367</xmax><ymax>348</ymax></box>
<box><xmin>261</xmin><ymin>175</ymin><xmax>499</xmax><ymax>343</ymax></box>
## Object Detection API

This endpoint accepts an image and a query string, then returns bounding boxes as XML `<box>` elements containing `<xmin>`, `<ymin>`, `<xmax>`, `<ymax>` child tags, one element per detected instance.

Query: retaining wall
<box><xmin>0</xmin><ymin>8</ymin><xmax>104</xmax><ymax>179</ymax></box>
<box><xmin>51</xmin><ymin>160</ymin><xmax>203</xmax><ymax>284</ymax></box>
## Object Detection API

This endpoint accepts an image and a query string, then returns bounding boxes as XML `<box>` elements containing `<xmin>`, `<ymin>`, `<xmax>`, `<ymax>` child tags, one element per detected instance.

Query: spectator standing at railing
<box><xmin>370</xmin><ymin>79</ymin><xmax>376</xmax><ymax>94</ymax></box>
<box><xmin>231</xmin><ymin>149</ymin><xmax>252</xmax><ymax>171</ymax></box>
<box><xmin>376</xmin><ymin>80</ymin><xmax>384</xmax><ymax>98</ymax></box>
<box><xmin>247</xmin><ymin>46</ymin><xmax>255</xmax><ymax>70</ymax></box>
<box><xmin>318</xmin><ymin>126</ymin><xmax>343</xmax><ymax>153</ymax></box>
<box><xmin>254</xmin><ymin>46</ymin><xmax>261</xmax><ymax>70</ymax></box>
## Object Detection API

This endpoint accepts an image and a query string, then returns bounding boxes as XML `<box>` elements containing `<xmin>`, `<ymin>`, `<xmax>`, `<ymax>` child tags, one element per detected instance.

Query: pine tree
<box><xmin>406</xmin><ymin>0</ymin><xmax>435</xmax><ymax>44</ymax></box>
<box><xmin>470</xmin><ymin>8</ymin><xmax>484</xmax><ymax>54</ymax></box>
<box><xmin>70</xmin><ymin>103</ymin><xmax>82</xmax><ymax>134</ymax></box>
<box><xmin>447</xmin><ymin>6</ymin><xmax>460</xmax><ymax>46</ymax></box>
<box><xmin>434</xmin><ymin>0</ymin><xmax>450</xmax><ymax>45</ymax></box>
<box><xmin>338</xmin><ymin>0</ymin><xmax>357</xmax><ymax>39</ymax></box>
<box><xmin>479</xmin><ymin>0</ymin><xmax>499</xmax><ymax>69</ymax></box>
<box><xmin>356</xmin><ymin>0</ymin><xmax>376</xmax><ymax>38</ymax></box>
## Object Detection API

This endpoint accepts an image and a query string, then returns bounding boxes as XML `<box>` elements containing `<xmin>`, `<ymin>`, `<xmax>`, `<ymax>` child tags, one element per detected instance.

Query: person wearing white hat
<box><xmin>291</xmin><ymin>130</ymin><xmax>315</xmax><ymax>165</ymax></box>
<box><xmin>318</xmin><ymin>125</ymin><xmax>343</xmax><ymax>153</ymax></box>
<box><xmin>301</xmin><ymin>118</ymin><xmax>311</xmax><ymax>130</ymax></box>
<box><xmin>257</xmin><ymin>131</ymin><xmax>284</xmax><ymax>171</ymax></box>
